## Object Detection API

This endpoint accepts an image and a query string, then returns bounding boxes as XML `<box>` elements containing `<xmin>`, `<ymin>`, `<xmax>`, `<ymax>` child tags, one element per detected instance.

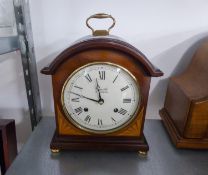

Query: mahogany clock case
<box><xmin>41</xmin><ymin>36</ymin><xmax>163</xmax><ymax>151</ymax></box>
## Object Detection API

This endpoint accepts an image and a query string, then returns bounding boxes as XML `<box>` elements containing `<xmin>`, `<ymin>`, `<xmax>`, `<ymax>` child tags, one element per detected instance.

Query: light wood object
<box><xmin>160</xmin><ymin>39</ymin><xmax>208</xmax><ymax>149</ymax></box>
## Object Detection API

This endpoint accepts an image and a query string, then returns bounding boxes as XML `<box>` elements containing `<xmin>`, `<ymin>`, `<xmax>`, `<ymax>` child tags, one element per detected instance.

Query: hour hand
<box><xmin>70</xmin><ymin>92</ymin><xmax>99</xmax><ymax>103</ymax></box>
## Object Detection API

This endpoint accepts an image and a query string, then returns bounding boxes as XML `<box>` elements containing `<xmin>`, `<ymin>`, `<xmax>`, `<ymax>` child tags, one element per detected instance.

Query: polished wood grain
<box><xmin>51</xmin><ymin>48</ymin><xmax>151</xmax><ymax>136</ymax></box>
<box><xmin>50</xmin><ymin>132</ymin><xmax>149</xmax><ymax>152</ymax></box>
<box><xmin>41</xmin><ymin>36</ymin><xmax>163</xmax><ymax>151</ymax></box>
<box><xmin>160</xmin><ymin>39</ymin><xmax>208</xmax><ymax>149</ymax></box>
<box><xmin>184</xmin><ymin>98</ymin><xmax>208</xmax><ymax>138</ymax></box>
<box><xmin>41</xmin><ymin>37</ymin><xmax>163</xmax><ymax>77</ymax></box>
<box><xmin>160</xmin><ymin>108</ymin><xmax>208</xmax><ymax>149</ymax></box>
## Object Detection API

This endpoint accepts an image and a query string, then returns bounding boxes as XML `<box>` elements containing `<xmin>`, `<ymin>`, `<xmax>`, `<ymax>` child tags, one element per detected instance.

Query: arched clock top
<box><xmin>41</xmin><ymin>37</ymin><xmax>163</xmax><ymax>77</ymax></box>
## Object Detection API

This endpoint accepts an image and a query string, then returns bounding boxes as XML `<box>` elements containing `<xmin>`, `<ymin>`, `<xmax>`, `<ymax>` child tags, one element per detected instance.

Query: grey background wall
<box><xmin>0</xmin><ymin>0</ymin><xmax>208</xmax><ymax>150</ymax></box>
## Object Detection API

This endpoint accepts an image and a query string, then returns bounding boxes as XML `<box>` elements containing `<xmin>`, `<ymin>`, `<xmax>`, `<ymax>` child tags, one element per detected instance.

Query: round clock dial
<box><xmin>62</xmin><ymin>62</ymin><xmax>140</xmax><ymax>133</ymax></box>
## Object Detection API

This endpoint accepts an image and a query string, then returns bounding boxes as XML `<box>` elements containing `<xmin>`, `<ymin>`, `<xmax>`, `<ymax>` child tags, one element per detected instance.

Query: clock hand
<box><xmin>70</xmin><ymin>92</ymin><xmax>100</xmax><ymax>103</ymax></box>
<box><xmin>96</xmin><ymin>78</ymin><xmax>102</xmax><ymax>101</ymax></box>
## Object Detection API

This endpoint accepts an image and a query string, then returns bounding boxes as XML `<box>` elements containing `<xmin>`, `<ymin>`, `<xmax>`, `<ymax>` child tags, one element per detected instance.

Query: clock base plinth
<box><xmin>50</xmin><ymin>131</ymin><xmax>149</xmax><ymax>152</ymax></box>
<box><xmin>160</xmin><ymin>108</ymin><xmax>208</xmax><ymax>149</ymax></box>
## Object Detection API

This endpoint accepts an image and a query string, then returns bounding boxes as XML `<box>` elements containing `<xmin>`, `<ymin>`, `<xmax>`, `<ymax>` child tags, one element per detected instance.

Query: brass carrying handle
<box><xmin>86</xmin><ymin>13</ymin><xmax>116</xmax><ymax>36</ymax></box>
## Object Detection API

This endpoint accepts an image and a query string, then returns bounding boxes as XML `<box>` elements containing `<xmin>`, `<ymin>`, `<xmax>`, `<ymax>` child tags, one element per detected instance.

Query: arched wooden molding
<box><xmin>41</xmin><ymin>37</ymin><xmax>163</xmax><ymax>77</ymax></box>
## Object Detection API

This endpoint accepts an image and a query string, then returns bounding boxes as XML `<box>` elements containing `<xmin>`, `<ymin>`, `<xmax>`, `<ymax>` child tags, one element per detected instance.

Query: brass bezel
<box><xmin>61</xmin><ymin>62</ymin><xmax>141</xmax><ymax>134</ymax></box>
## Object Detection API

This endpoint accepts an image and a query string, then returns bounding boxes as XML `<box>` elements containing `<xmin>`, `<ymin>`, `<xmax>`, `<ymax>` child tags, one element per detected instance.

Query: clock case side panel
<box><xmin>51</xmin><ymin>49</ymin><xmax>151</xmax><ymax>138</ymax></box>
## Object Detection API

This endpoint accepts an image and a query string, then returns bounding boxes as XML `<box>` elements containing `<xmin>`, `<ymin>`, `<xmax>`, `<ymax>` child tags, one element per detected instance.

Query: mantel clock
<box><xmin>41</xmin><ymin>13</ymin><xmax>163</xmax><ymax>154</ymax></box>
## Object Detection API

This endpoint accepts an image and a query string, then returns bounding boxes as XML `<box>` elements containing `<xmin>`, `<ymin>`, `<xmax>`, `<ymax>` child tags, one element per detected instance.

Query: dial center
<box><xmin>98</xmin><ymin>99</ymin><xmax>104</xmax><ymax>105</ymax></box>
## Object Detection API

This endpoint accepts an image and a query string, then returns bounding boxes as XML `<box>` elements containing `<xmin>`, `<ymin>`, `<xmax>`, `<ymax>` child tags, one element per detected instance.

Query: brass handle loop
<box><xmin>86</xmin><ymin>13</ymin><xmax>116</xmax><ymax>36</ymax></box>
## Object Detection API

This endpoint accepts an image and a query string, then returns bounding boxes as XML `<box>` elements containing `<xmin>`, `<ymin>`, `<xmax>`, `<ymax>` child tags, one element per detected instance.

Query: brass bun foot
<box><xmin>138</xmin><ymin>150</ymin><xmax>148</xmax><ymax>156</ymax></box>
<box><xmin>51</xmin><ymin>149</ymin><xmax>60</xmax><ymax>153</ymax></box>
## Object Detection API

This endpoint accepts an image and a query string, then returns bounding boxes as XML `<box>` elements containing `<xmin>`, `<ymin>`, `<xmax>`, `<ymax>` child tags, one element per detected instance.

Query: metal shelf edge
<box><xmin>0</xmin><ymin>36</ymin><xmax>19</xmax><ymax>55</ymax></box>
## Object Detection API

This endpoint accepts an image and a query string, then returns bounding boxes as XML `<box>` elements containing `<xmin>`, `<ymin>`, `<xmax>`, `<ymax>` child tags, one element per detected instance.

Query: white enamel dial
<box><xmin>62</xmin><ymin>62</ymin><xmax>140</xmax><ymax>133</ymax></box>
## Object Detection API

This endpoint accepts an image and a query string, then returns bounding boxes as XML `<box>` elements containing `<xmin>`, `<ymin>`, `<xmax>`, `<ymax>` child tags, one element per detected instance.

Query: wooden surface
<box><xmin>185</xmin><ymin>99</ymin><xmax>208</xmax><ymax>138</ymax></box>
<box><xmin>160</xmin><ymin>108</ymin><xmax>208</xmax><ymax>149</ymax></box>
<box><xmin>0</xmin><ymin>119</ymin><xmax>17</xmax><ymax>175</ymax></box>
<box><xmin>41</xmin><ymin>36</ymin><xmax>163</xmax><ymax>151</ymax></box>
<box><xmin>41</xmin><ymin>36</ymin><xmax>163</xmax><ymax>76</ymax></box>
<box><xmin>5</xmin><ymin>117</ymin><xmax>208</xmax><ymax>175</ymax></box>
<box><xmin>51</xmin><ymin>48</ymin><xmax>151</xmax><ymax>137</ymax></box>
<box><xmin>50</xmin><ymin>131</ymin><xmax>149</xmax><ymax>152</ymax></box>
<box><xmin>161</xmin><ymin>39</ymin><xmax>208</xmax><ymax>148</ymax></box>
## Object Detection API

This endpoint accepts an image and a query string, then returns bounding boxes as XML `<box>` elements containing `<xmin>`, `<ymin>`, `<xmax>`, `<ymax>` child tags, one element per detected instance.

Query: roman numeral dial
<box><xmin>71</xmin><ymin>98</ymin><xmax>79</xmax><ymax>102</ymax></box>
<box><xmin>98</xmin><ymin>119</ymin><xmax>103</xmax><ymax>126</ymax></box>
<box><xmin>84</xmin><ymin>115</ymin><xmax>91</xmax><ymax>123</ymax></box>
<box><xmin>74</xmin><ymin>107</ymin><xmax>83</xmax><ymax>115</ymax></box>
<box><xmin>62</xmin><ymin>63</ymin><xmax>140</xmax><ymax>133</ymax></box>
<box><xmin>121</xmin><ymin>85</ymin><xmax>129</xmax><ymax>91</ymax></box>
<box><xmin>118</xmin><ymin>108</ymin><xmax>127</xmax><ymax>115</ymax></box>
<box><xmin>99</xmin><ymin>71</ymin><xmax>105</xmax><ymax>80</ymax></box>
<box><xmin>85</xmin><ymin>74</ymin><xmax>92</xmax><ymax>82</ymax></box>
<box><xmin>123</xmin><ymin>98</ymin><xmax>131</xmax><ymax>103</ymax></box>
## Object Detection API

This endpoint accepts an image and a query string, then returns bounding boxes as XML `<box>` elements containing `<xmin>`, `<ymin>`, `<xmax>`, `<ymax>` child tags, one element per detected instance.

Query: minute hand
<box><xmin>96</xmin><ymin>78</ymin><xmax>102</xmax><ymax>100</ymax></box>
<box><xmin>70</xmin><ymin>92</ymin><xmax>99</xmax><ymax>103</ymax></box>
